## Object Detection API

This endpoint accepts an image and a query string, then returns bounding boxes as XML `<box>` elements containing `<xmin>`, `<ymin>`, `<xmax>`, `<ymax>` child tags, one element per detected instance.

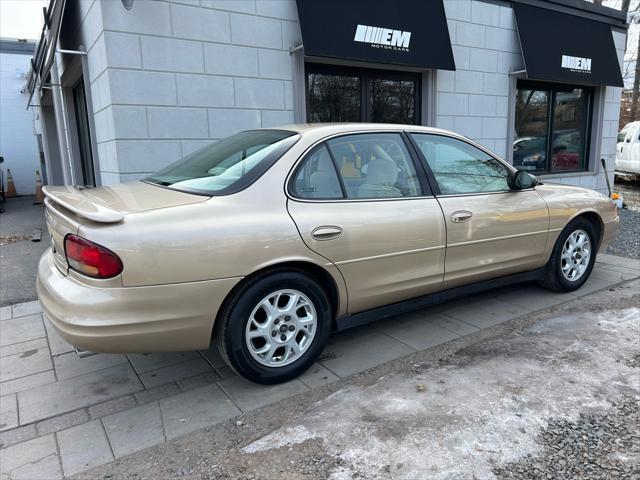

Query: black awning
<box><xmin>514</xmin><ymin>3</ymin><xmax>623</xmax><ymax>87</ymax></box>
<box><xmin>295</xmin><ymin>0</ymin><xmax>455</xmax><ymax>71</ymax></box>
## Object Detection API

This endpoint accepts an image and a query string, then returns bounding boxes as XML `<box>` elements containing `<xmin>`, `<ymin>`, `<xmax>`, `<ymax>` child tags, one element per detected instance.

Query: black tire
<box><xmin>539</xmin><ymin>217</ymin><xmax>598</xmax><ymax>292</ymax></box>
<box><xmin>215</xmin><ymin>270</ymin><xmax>331</xmax><ymax>384</ymax></box>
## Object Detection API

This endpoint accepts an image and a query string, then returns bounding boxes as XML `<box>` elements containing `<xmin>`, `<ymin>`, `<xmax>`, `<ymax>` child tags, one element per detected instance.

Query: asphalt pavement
<box><xmin>0</xmin><ymin>196</ymin><xmax>48</xmax><ymax>306</ymax></box>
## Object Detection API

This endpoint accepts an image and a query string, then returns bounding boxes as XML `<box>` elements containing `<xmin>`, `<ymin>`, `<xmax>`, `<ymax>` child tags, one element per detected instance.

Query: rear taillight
<box><xmin>64</xmin><ymin>234</ymin><xmax>123</xmax><ymax>279</ymax></box>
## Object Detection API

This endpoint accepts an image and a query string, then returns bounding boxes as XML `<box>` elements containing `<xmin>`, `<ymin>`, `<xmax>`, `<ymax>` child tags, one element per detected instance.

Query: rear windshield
<box><xmin>145</xmin><ymin>130</ymin><xmax>299</xmax><ymax>195</ymax></box>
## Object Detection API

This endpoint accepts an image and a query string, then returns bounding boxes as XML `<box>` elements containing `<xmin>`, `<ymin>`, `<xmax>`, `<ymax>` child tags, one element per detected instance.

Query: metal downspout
<box><xmin>49</xmin><ymin>58</ymin><xmax>74</xmax><ymax>184</ymax></box>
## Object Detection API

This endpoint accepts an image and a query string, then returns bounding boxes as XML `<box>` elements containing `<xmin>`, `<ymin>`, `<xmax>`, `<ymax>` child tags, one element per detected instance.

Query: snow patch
<box><xmin>243</xmin><ymin>425</ymin><xmax>316</xmax><ymax>453</ymax></box>
<box><xmin>243</xmin><ymin>309</ymin><xmax>640</xmax><ymax>479</ymax></box>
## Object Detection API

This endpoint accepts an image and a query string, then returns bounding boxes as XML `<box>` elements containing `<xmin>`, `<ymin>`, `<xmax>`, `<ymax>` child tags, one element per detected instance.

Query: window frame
<box><xmin>514</xmin><ymin>80</ymin><xmax>594</xmax><ymax>175</ymax></box>
<box><xmin>405</xmin><ymin>132</ymin><xmax>520</xmax><ymax>197</ymax></box>
<box><xmin>305</xmin><ymin>63</ymin><xmax>422</xmax><ymax>125</ymax></box>
<box><xmin>287</xmin><ymin>131</ymin><xmax>434</xmax><ymax>203</ymax></box>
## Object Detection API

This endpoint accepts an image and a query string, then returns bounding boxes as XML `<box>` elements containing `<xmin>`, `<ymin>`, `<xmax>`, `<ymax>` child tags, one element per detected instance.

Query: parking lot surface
<box><xmin>1</xmin><ymin>253</ymin><xmax>638</xmax><ymax>478</ymax></box>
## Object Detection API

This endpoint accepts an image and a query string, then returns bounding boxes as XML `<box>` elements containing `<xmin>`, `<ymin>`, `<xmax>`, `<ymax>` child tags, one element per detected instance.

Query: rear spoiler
<box><xmin>43</xmin><ymin>186</ymin><xmax>124</xmax><ymax>223</ymax></box>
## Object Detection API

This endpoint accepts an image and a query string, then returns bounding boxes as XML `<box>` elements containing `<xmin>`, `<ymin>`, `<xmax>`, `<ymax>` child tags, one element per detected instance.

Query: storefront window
<box><xmin>370</xmin><ymin>79</ymin><xmax>416</xmax><ymax>124</ymax></box>
<box><xmin>307</xmin><ymin>73</ymin><xmax>361</xmax><ymax>123</ymax></box>
<box><xmin>306</xmin><ymin>64</ymin><xmax>420</xmax><ymax>125</ymax></box>
<box><xmin>513</xmin><ymin>81</ymin><xmax>592</xmax><ymax>174</ymax></box>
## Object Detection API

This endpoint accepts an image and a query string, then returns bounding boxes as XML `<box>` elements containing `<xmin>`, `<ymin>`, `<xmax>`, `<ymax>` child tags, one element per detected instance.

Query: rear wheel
<box><xmin>215</xmin><ymin>271</ymin><xmax>331</xmax><ymax>384</ymax></box>
<box><xmin>540</xmin><ymin>218</ymin><xmax>598</xmax><ymax>292</ymax></box>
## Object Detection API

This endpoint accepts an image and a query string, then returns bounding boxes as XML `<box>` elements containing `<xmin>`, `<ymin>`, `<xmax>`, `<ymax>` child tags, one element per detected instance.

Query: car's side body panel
<box><xmin>288</xmin><ymin>197</ymin><xmax>446</xmax><ymax>314</ymax></box>
<box><xmin>534</xmin><ymin>183</ymin><xmax>619</xmax><ymax>261</ymax></box>
<box><xmin>437</xmin><ymin>190</ymin><xmax>550</xmax><ymax>288</ymax></box>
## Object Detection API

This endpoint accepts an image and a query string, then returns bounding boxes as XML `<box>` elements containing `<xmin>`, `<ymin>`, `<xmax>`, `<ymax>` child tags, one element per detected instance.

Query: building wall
<box><xmin>437</xmin><ymin>0</ymin><xmax>624</xmax><ymax>196</ymax></box>
<box><xmin>438</xmin><ymin>0</ymin><xmax>519</xmax><ymax>160</ymax></box>
<box><xmin>0</xmin><ymin>51</ymin><xmax>40</xmax><ymax>195</ymax></box>
<box><xmin>83</xmin><ymin>0</ymin><xmax>300</xmax><ymax>186</ymax></box>
<box><xmin>54</xmin><ymin>0</ymin><xmax>624</xmax><ymax>194</ymax></box>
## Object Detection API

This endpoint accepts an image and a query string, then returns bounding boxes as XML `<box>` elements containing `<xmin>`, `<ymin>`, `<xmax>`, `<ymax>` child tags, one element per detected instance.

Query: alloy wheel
<box><xmin>561</xmin><ymin>229</ymin><xmax>591</xmax><ymax>281</ymax></box>
<box><xmin>245</xmin><ymin>289</ymin><xmax>317</xmax><ymax>367</ymax></box>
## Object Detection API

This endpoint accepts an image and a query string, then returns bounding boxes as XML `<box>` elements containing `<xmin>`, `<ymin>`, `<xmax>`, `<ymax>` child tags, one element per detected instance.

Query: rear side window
<box><xmin>327</xmin><ymin>133</ymin><xmax>421</xmax><ymax>199</ymax></box>
<box><xmin>291</xmin><ymin>145</ymin><xmax>343</xmax><ymax>199</ymax></box>
<box><xmin>291</xmin><ymin>132</ymin><xmax>422</xmax><ymax>201</ymax></box>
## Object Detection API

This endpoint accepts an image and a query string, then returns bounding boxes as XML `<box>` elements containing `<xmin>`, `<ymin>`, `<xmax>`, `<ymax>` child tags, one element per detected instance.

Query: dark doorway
<box><xmin>72</xmin><ymin>80</ymin><xmax>96</xmax><ymax>187</ymax></box>
<box><xmin>306</xmin><ymin>64</ymin><xmax>421</xmax><ymax>125</ymax></box>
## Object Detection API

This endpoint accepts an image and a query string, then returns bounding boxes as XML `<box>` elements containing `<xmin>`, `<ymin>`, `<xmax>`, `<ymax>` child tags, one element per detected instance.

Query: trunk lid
<box><xmin>43</xmin><ymin>181</ymin><xmax>207</xmax><ymax>274</ymax></box>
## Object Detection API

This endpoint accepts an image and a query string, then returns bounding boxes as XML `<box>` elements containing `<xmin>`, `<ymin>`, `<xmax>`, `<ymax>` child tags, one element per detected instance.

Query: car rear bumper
<box><xmin>36</xmin><ymin>249</ymin><xmax>241</xmax><ymax>353</ymax></box>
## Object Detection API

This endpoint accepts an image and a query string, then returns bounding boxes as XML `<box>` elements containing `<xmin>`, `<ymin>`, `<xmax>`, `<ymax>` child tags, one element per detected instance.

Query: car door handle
<box><xmin>312</xmin><ymin>226</ymin><xmax>343</xmax><ymax>241</ymax></box>
<box><xmin>450</xmin><ymin>211</ymin><xmax>473</xmax><ymax>223</ymax></box>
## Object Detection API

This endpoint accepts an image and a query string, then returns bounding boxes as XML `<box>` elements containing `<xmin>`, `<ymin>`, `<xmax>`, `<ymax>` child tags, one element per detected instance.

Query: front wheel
<box><xmin>540</xmin><ymin>218</ymin><xmax>598</xmax><ymax>292</ymax></box>
<box><xmin>215</xmin><ymin>271</ymin><xmax>331</xmax><ymax>384</ymax></box>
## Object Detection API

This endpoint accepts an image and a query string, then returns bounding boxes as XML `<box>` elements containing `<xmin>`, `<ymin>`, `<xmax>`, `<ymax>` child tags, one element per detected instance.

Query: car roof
<box><xmin>275</xmin><ymin>123</ymin><xmax>455</xmax><ymax>136</ymax></box>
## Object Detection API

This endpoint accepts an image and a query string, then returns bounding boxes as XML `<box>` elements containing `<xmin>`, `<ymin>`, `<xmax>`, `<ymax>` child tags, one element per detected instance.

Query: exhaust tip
<box><xmin>75</xmin><ymin>347</ymin><xmax>98</xmax><ymax>359</ymax></box>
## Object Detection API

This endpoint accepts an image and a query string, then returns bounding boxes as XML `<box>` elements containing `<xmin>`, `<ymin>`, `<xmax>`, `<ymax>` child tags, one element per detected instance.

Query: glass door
<box><xmin>306</xmin><ymin>64</ymin><xmax>421</xmax><ymax>125</ymax></box>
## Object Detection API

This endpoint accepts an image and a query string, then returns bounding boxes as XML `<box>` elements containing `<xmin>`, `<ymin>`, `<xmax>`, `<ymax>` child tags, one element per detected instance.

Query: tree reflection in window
<box><xmin>412</xmin><ymin>134</ymin><xmax>510</xmax><ymax>194</ymax></box>
<box><xmin>370</xmin><ymin>79</ymin><xmax>416</xmax><ymax>124</ymax></box>
<box><xmin>307</xmin><ymin>73</ymin><xmax>361</xmax><ymax>122</ymax></box>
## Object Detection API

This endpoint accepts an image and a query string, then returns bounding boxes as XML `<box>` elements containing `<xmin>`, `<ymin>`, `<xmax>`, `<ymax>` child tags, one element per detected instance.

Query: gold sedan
<box><xmin>37</xmin><ymin>124</ymin><xmax>619</xmax><ymax>384</ymax></box>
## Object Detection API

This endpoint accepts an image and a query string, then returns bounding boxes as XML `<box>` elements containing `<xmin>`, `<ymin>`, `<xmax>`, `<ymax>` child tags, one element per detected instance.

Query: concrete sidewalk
<box><xmin>1</xmin><ymin>254</ymin><xmax>639</xmax><ymax>479</ymax></box>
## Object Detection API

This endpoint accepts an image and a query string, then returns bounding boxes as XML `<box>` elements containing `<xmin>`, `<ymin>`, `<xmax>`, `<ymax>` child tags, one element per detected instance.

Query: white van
<box><xmin>616</xmin><ymin>121</ymin><xmax>640</xmax><ymax>177</ymax></box>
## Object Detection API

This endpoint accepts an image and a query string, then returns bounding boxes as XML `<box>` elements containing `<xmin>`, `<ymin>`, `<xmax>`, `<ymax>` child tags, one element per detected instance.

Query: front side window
<box><xmin>145</xmin><ymin>130</ymin><xmax>298</xmax><ymax>195</ymax></box>
<box><xmin>412</xmin><ymin>134</ymin><xmax>510</xmax><ymax>195</ymax></box>
<box><xmin>514</xmin><ymin>81</ymin><xmax>592</xmax><ymax>174</ymax></box>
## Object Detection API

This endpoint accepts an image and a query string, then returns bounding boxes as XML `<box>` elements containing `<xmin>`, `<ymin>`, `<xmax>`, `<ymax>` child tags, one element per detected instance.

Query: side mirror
<box><xmin>510</xmin><ymin>170</ymin><xmax>537</xmax><ymax>190</ymax></box>
<box><xmin>0</xmin><ymin>156</ymin><xmax>4</xmax><ymax>164</ymax></box>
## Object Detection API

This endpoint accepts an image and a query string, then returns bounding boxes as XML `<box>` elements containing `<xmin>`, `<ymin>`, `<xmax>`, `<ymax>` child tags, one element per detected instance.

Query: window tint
<box><xmin>550</xmin><ymin>88</ymin><xmax>589</xmax><ymax>172</ymax></box>
<box><xmin>146</xmin><ymin>130</ymin><xmax>298</xmax><ymax>195</ymax></box>
<box><xmin>513</xmin><ymin>81</ymin><xmax>592</xmax><ymax>174</ymax></box>
<box><xmin>370</xmin><ymin>79</ymin><xmax>417</xmax><ymax>124</ymax></box>
<box><xmin>411</xmin><ymin>134</ymin><xmax>510</xmax><ymax>194</ymax></box>
<box><xmin>291</xmin><ymin>145</ymin><xmax>343</xmax><ymax>199</ymax></box>
<box><xmin>326</xmin><ymin>133</ymin><xmax>421</xmax><ymax>199</ymax></box>
<box><xmin>308</xmin><ymin>73</ymin><xmax>361</xmax><ymax>122</ymax></box>
<box><xmin>513</xmin><ymin>87</ymin><xmax>549</xmax><ymax>174</ymax></box>
<box><xmin>306</xmin><ymin>64</ymin><xmax>421</xmax><ymax>125</ymax></box>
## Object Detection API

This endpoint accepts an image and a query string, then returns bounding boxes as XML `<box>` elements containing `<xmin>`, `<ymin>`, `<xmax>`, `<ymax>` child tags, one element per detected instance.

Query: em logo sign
<box><xmin>561</xmin><ymin>55</ymin><xmax>592</xmax><ymax>73</ymax></box>
<box><xmin>353</xmin><ymin>24</ymin><xmax>411</xmax><ymax>51</ymax></box>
